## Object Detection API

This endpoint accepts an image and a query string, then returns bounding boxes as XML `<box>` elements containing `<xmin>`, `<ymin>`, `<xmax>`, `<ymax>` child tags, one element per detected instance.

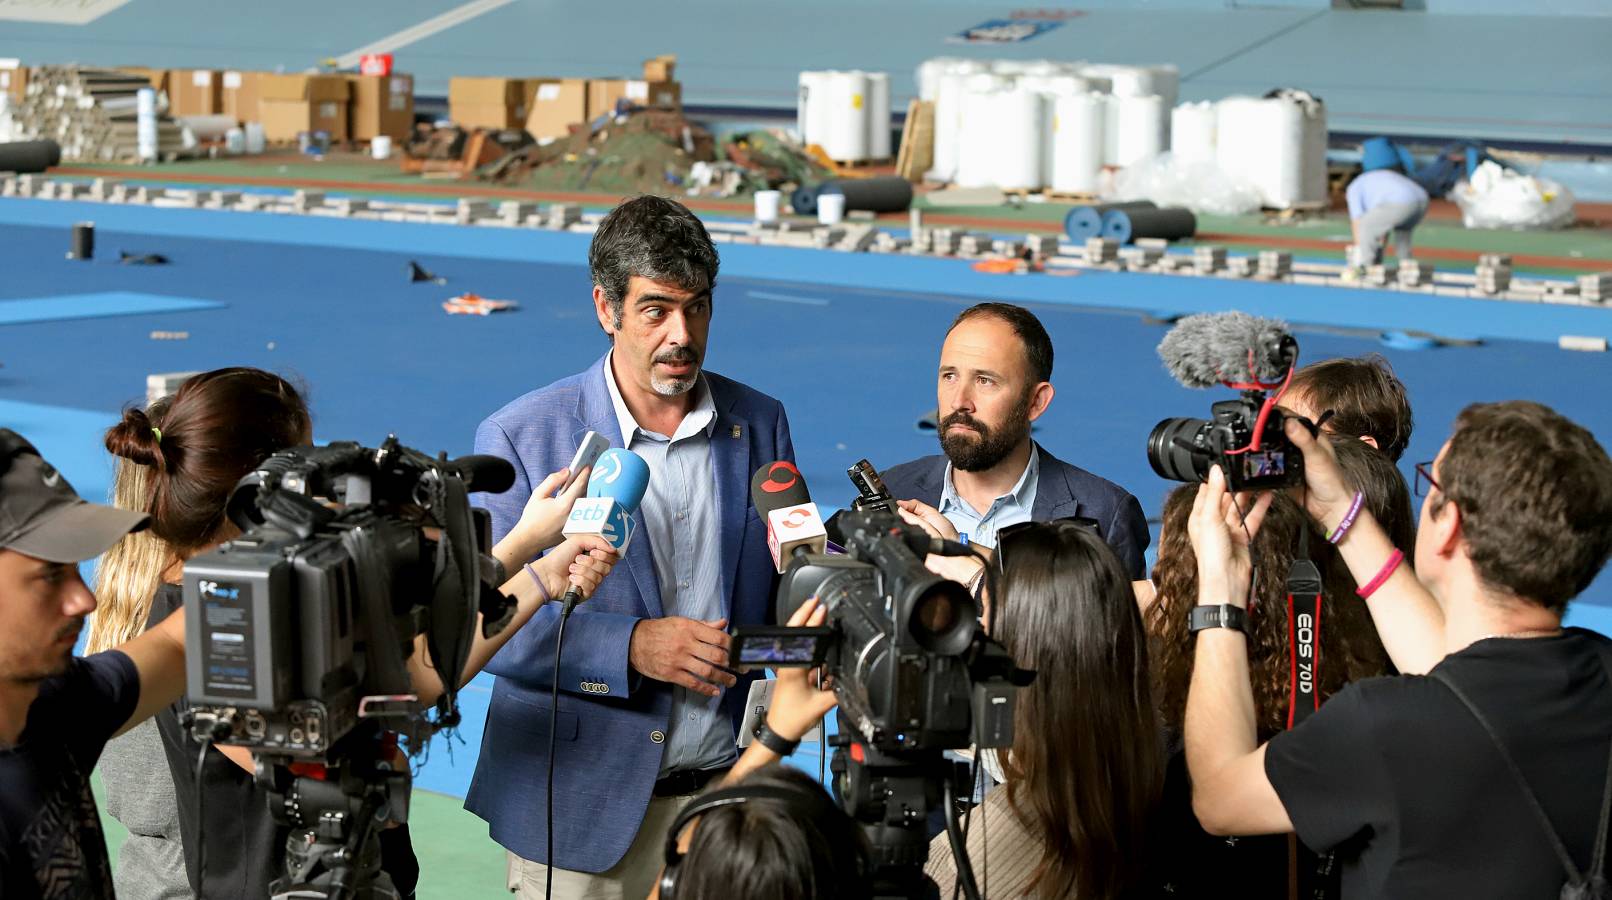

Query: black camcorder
<box><xmin>1148</xmin><ymin>313</ymin><xmax>1304</xmax><ymax>492</ymax></box>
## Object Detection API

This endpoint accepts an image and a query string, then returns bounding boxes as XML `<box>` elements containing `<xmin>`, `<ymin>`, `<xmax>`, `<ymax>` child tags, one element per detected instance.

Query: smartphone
<box><xmin>730</xmin><ymin>626</ymin><xmax>835</xmax><ymax>669</ymax></box>
<box><xmin>563</xmin><ymin>431</ymin><xmax>610</xmax><ymax>493</ymax></box>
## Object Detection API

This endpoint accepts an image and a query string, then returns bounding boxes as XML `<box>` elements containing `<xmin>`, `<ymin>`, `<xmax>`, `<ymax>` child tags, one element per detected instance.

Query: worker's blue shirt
<box><xmin>1346</xmin><ymin>169</ymin><xmax>1429</xmax><ymax>220</ymax></box>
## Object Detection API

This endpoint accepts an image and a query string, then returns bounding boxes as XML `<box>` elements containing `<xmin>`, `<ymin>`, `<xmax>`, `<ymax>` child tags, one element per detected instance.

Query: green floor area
<box><xmin>93</xmin><ymin>773</ymin><xmax>510</xmax><ymax>899</ymax></box>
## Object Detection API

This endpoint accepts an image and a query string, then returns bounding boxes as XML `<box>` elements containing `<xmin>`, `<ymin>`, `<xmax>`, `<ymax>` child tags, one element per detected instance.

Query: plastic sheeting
<box><xmin>1170</xmin><ymin>102</ymin><xmax>1216</xmax><ymax>164</ymax></box>
<box><xmin>1111</xmin><ymin>94</ymin><xmax>1165</xmax><ymax>168</ymax></box>
<box><xmin>1450</xmin><ymin>160</ymin><xmax>1577</xmax><ymax>230</ymax></box>
<box><xmin>1111</xmin><ymin>152</ymin><xmax>1264</xmax><ymax>216</ymax></box>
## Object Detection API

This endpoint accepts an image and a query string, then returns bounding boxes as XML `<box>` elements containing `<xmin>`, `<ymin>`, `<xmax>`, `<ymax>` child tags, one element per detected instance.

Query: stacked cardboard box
<box><xmin>0</xmin><ymin>62</ymin><xmax>26</xmax><ymax>104</ymax></box>
<box><xmin>221</xmin><ymin>70</ymin><xmax>261</xmax><ymax>123</ymax></box>
<box><xmin>525</xmin><ymin>78</ymin><xmax>587</xmax><ymax>140</ymax></box>
<box><xmin>347</xmin><ymin>73</ymin><xmax>413</xmax><ymax>141</ymax></box>
<box><xmin>168</xmin><ymin>69</ymin><xmax>220</xmax><ymax>117</ymax></box>
<box><xmin>588</xmin><ymin>78</ymin><xmax>681</xmax><ymax>119</ymax></box>
<box><xmin>259</xmin><ymin>73</ymin><xmax>351</xmax><ymax>142</ymax></box>
<box><xmin>450</xmin><ymin>77</ymin><xmax>535</xmax><ymax>130</ymax></box>
<box><xmin>643</xmin><ymin>54</ymin><xmax>676</xmax><ymax>82</ymax></box>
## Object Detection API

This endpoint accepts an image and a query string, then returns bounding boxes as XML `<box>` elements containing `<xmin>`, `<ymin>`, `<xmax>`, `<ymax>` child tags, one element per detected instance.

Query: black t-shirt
<box><xmin>0</xmin><ymin>651</ymin><xmax>141</xmax><ymax>900</ymax></box>
<box><xmin>148</xmin><ymin>583</ymin><xmax>419</xmax><ymax>900</ymax></box>
<box><xmin>1266</xmin><ymin>628</ymin><xmax>1612</xmax><ymax>899</ymax></box>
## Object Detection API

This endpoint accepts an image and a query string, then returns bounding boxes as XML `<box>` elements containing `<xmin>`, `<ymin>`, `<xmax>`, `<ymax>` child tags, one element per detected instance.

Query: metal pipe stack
<box><xmin>7</xmin><ymin>66</ymin><xmax>186</xmax><ymax>162</ymax></box>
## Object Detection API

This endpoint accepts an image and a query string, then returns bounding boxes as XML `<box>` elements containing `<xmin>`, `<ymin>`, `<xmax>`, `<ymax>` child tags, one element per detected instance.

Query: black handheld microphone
<box><xmin>750</xmin><ymin>461</ymin><xmax>827</xmax><ymax>572</ymax></box>
<box><xmin>445</xmin><ymin>454</ymin><xmax>517</xmax><ymax>494</ymax></box>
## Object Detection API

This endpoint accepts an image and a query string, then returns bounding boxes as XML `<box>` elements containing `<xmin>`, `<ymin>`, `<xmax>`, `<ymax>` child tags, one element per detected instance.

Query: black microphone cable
<box><xmin>544</xmin><ymin>583</ymin><xmax>585</xmax><ymax>900</ymax></box>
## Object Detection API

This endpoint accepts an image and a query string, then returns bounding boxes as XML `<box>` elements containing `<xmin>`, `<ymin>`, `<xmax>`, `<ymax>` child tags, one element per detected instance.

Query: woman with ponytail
<box><xmin>94</xmin><ymin>367</ymin><xmax>615</xmax><ymax>899</ymax></box>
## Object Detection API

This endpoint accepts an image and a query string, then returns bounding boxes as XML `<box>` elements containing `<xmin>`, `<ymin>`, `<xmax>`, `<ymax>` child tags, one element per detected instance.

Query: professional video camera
<box><xmin>736</xmin><ymin>472</ymin><xmax>1032</xmax><ymax>900</ymax></box>
<box><xmin>1147</xmin><ymin>311</ymin><xmax>1304</xmax><ymax>491</ymax></box>
<box><xmin>181</xmin><ymin>436</ymin><xmax>516</xmax><ymax>900</ymax></box>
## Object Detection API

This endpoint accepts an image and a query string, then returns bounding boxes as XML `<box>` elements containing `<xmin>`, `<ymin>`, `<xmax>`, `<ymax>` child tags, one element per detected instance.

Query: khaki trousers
<box><xmin>507</xmin><ymin>793</ymin><xmax>694</xmax><ymax>900</ymax></box>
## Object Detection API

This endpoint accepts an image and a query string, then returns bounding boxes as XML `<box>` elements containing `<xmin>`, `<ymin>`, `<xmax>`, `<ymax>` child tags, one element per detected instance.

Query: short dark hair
<box><xmin>1289</xmin><ymin>355</ymin><xmax>1414</xmax><ymax>461</ymax></box>
<box><xmin>1434</xmin><ymin>401</ymin><xmax>1612</xmax><ymax>612</ymax></box>
<box><xmin>588</xmin><ymin>195</ymin><xmax>719</xmax><ymax>330</ymax></box>
<box><xmin>675</xmin><ymin>766</ymin><xmax>871</xmax><ymax>900</ymax></box>
<box><xmin>948</xmin><ymin>303</ymin><xmax>1054</xmax><ymax>383</ymax></box>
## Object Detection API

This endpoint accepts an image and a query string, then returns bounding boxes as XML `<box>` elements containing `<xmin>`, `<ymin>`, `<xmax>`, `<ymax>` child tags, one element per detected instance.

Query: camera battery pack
<box><xmin>972</xmin><ymin>681</ymin><xmax>1017</xmax><ymax>749</ymax></box>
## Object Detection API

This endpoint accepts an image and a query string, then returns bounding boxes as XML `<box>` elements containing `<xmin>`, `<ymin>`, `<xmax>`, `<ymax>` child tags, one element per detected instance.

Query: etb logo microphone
<box><xmin>563</xmin><ymin>448</ymin><xmax>650</xmax><ymax>554</ymax></box>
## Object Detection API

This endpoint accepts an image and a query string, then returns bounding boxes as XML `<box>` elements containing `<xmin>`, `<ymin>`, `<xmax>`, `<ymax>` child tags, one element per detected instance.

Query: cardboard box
<box><xmin>118</xmin><ymin>66</ymin><xmax>169</xmax><ymax>93</ymax></box>
<box><xmin>0</xmin><ymin>63</ymin><xmax>26</xmax><ymax>103</ymax></box>
<box><xmin>347</xmin><ymin>73</ymin><xmax>414</xmax><ymax>141</ymax></box>
<box><xmin>449</xmin><ymin>76</ymin><xmax>534</xmax><ymax>129</ymax></box>
<box><xmin>220</xmin><ymin>70</ymin><xmax>261</xmax><ymax>123</ymax></box>
<box><xmin>525</xmin><ymin>78</ymin><xmax>588</xmax><ymax>140</ymax></box>
<box><xmin>258</xmin><ymin>74</ymin><xmax>351</xmax><ymax>142</ymax></box>
<box><xmin>643</xmin><ymin>54</ymin><xmax>676</xmax><ymax>82</ymax></box>
<box><xmin>167</xmin><ymin>69</ymin><xmax>220</xmax><ymax>117</ymax></box>
<box><xmin>590</xmin><ymin>78</ymin><xmax>681</xmax><ymax>117</ymax></box>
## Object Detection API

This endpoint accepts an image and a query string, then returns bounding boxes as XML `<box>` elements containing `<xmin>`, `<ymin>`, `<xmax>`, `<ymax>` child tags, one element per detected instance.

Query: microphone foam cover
<box><xmin>751</xmin><ymin>460</ymin><xmax>812</xmax><ymax>517</ymax></box>
<box><xmin>587</xmin><ymin>448</ymin><xmax>651</xmax><ymax>513</ymax></box>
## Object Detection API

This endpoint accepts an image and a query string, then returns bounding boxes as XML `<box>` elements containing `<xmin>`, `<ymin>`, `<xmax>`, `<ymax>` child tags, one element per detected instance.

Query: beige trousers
<box><xmin>507</xmin><ymin>793</ymin><xmax>694</xmax><ymax>900</ymax></box>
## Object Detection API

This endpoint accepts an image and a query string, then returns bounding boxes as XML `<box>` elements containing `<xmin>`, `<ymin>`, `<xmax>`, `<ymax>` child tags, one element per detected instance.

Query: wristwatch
<box><xmin>754</xmin><ymin>720</ymin><xmax>801</xmax><ymax>757</ymax></box>
<box><xmin>1189</xmin><ymin>604</ymin><xmax>1249</xmax><ymax>635</ymax></box>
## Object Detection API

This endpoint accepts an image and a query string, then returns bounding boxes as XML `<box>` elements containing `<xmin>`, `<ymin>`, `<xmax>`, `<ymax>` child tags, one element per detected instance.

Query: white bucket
<box><xmin>224</xmin><ymin>127</ymin><xmax>246</xmax><ymax>155</ymax></box>
<box><xmin>816</xmin><ymin>191</ymin><xmax>845</xmax><ymax>225</ymax></box>
<box><xmin>754</xmin><ymin>189</ymin><xmax>781</xmax><ymax>223</ymax></box>
<box><xmin>371</xmin><ymin>135</ymin><xmax>393</xmax><ymax>160</ymax></box>
<box><xmin>243</xmin><ymin>122</ymin><xmax>266</xmax><ymax>154</ymax></box>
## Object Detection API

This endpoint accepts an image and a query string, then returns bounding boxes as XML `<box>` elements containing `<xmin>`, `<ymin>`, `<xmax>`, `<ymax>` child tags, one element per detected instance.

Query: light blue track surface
<box><xmin>4</xmin><ymin>201</ymin><xmax>1609</xmax><ymax>801</ymax></box>
<box><xmin>0</xmin><ymin>291</ymin><xmax>224</xmax><ymax>325</ymax></box>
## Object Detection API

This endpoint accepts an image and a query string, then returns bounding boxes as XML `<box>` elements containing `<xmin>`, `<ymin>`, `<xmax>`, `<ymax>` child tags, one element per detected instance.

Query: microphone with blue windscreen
<box><xmin>559</xmin><ymin>447</ymin><xmax>650</xmax><ymax>613</ymax></box>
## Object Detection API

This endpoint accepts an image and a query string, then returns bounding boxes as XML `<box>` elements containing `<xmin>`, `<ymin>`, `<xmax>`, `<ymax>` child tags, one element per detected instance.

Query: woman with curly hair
<box><xmin>1146</xmin><ymin>437</ymin><xmax>1413</xmax><ymax>897</ymax></box>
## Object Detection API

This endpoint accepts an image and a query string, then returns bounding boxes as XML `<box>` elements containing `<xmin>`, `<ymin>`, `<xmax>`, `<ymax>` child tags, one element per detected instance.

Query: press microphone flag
<box><xmin>750</xmin><ymin>460</ymin><xmax>827</xmax><ymax>572</ymax></box>
<box><xmin>562</xmin><ymin>447</ymin><xmax>650</xmax><ymax>555</ymax></box>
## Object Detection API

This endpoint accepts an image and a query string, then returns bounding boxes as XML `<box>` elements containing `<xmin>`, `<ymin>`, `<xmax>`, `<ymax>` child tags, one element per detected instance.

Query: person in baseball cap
<box><xmin>0</xmin><ymin>428</ymin><xmax>185</xmax><ymax>900</ymax></box>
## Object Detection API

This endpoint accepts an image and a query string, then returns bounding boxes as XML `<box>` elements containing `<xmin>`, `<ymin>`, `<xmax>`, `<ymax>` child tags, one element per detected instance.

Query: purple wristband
<box><xmin>523</xmin><ymin>563</ymin><xmax>552</xmax><ymax>603</ymax></box>
<box><xmin>1328</xmin><ymin>492</ymin><xmax>1365</xmax><ymax>544</ymax></box>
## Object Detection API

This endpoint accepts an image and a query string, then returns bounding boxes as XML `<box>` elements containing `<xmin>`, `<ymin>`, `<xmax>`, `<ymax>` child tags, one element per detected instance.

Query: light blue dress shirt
<box><xmin>937</xmin><ymin>447</ymin><xmax>1040</xmax><ymax>550</ymax></box>
<box><xmin>603</xmin><ymin>354</ymin><xmax>735</xmax><ymax>775</ymax></box>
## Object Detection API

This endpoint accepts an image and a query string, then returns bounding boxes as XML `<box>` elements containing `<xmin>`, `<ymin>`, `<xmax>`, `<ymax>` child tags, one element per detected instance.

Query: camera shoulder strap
<box><xmin>1285</xmin><ymin>546</ymin><xmax>1323</xmax><ymax>728</ymax></box>
<box><xmin>1431</xmin><ymin>642</ymin><xmax>1612</xmax><ymax>899</ymax></box>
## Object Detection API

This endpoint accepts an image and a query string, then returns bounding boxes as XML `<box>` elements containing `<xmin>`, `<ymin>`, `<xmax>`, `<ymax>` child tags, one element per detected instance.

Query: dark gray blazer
<box><xmin>870</xmin><ymin>444</ymin><xmax>1151</xmax><ymax>579</ymax></box>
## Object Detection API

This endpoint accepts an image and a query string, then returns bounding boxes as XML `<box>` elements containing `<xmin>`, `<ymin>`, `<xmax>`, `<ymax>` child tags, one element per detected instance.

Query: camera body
<box><xmin>735</xmin><ymin>508</ymin><xmax>1024</xmax><ymax>753</ymax></box>
<box><xmin>183</xmin><ymin>437</ymin><xmax>511</xmax><ymax>760</ymax></box>
<box><xmin>1149</xmin><ymin>392</ymin><xmax>1303</xmax><ymax>492</ymax></box>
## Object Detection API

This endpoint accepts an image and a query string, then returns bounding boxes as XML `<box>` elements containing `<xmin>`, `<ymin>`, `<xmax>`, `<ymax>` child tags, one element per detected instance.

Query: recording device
<box><xmin>557</xmin><ymin>447</ymin><xmax>648</xmax><ymax>613</ymax></box>
<box><xmin>848</xmin><ymin>458</ymin><xmax>899</xmax><ymax>515</ymax></box>
<box><xmin>1147</xmin><ymin>311</ymin><xmax>1304</xmax><ymax>491</ymax></box>
<box><xmin>181</xmin><ymin>436</ymin><xmax>517</xmax><ymax>900</ymax></box>
<box><xmin>734</xmin><ymin>503</ymin><xmax>1031</xmax><ymax>899</ymax></box>
<box><xmin>751</xmin><ymin>460</ymin><xmax>828</xmax><ymax>572</ymax></box>
<box><xmin>561</xmin><ymin>430</ymin><xmax>610</xmax><ymax>493</ymax></box>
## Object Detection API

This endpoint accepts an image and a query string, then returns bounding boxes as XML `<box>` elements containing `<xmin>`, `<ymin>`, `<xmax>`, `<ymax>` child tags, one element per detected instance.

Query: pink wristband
<box><xmin>1355</xmin><ymin>549</ymin><xmax>1403</xmax><ymax>600</ymax></box>
<box><xmin>524</xmin><ymin>563</ymin><xmax>552</xmax><ymax>603</ymax></box>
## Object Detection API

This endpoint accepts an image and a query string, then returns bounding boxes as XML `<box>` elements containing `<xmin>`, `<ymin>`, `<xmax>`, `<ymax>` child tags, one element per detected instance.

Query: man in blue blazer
<box><xmin>859</xmin><ymin>303</ymin><xmax>1150</xmax><ymax>579</ymax></box>
<box><xmin>468</xmin><ymin>196</ymin><xmax>793</xmax><ymax>900</ymax></box>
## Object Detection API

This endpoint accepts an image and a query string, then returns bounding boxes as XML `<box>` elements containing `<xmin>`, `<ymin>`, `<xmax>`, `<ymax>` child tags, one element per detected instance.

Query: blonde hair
<box><xmin>87</xmin><ymin>453</ymin><xmax>171</xmax><ymax>653</ymax></box>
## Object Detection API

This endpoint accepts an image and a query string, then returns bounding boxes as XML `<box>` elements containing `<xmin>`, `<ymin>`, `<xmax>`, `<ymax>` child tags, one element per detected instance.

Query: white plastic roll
<box><xmin>941</xmin><ymin>72</ymin><xmax>1008</xmax><ymax>184</ymax></box>
<box><xmin>1171</xmin><ymin>101</ymin><xmax>1217</xmax><ymax>162</ymax></box>
<box><xmin>136</xmin><ymin>88</ymin><xmax>158</xmax><ymax>162</ymax></box>
<box><xmin>930</xmin><ymin>71</ymin><xmax>967</xmax><ymax>181</ymax></box>
<box><xmin>244</xmin><ymin>122</ymin><xmax>266</xmax><ymax>154</ymax></box>
<box><xmin>797</xmin><ymin>71</ymin><xmax>833</xmax><ymax>148</ymax></box>
<box><xmin>1016</xmin><ymin>73</ymin><xmax>1089</xmax><ymax>97</ymax></box>
<box><xmin>1084</xmin><ymin>64</ymin><xmax>1154</xmax><ymax>98</ymax></box>
<box><xmin>1112</xmin><ymin>94</ymin><xmax>1165</xmax><ymax>168</ymax></box>
<box><xmin>224</xmin><ymin>127</ymin><xmax>245</xmax><ymax>154</ymax></box>
<box><xmin>1214</xmin><ymin>95</ymin><xmax>1328</xmax><ymax>209</ymax></box>
<box><xmin>821</xmin><ymin>70</ymin><xmax>871</xmax><ymax>162</ymax></box>
<box><xmin>371</xmin><ymin>135</ymin><xmax>393</xmax><ymax>160</ymax></box>
<box><xmin>817</xmin><ymin>191</ymin><xmax>845</xmax><ymax>224</ymax></box>
<box><xmin>1150</xmin><ymin>64</ymin><xmax>1180</xmax><ymax>110</ymax></box>
<box><xmin>754</xmin><ymin>189</ymin><xmax>781</xmax><ymax>223</ymax></box>
<box><xmin>867</xmin><ymin>71</ymin><xmax>891</xmax><ymax>159</ymax></box>
<box><xmin>1050</xmin><ymin>92</ymin><xmax>1105</xmax><ymax>194</ymax></box>
<box><xmin>176</xmin><ymin>114</ymin><xmax>236</xmax><ymax>141</ymax></box>
<box><xmin>994</xmin><ymin>88</ymin><xmax>1045</xmax><ymax>191</ymax></box>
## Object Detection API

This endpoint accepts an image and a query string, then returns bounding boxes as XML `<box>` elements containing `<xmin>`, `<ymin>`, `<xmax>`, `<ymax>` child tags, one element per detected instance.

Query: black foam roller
<box><xmin>1101</xmin><ymin>206</ymin><xmax>1196</xmax><ymax>244</ymax></box>
<box><xmin>819</xmin><ymin>175</ymin><xmax>913</xmax><ymax>214</ymax></box>
<box><xmin>791</xmin><ymin>184</ymin><xmax>820</xmax><ymax>216</ymax></box>
<box><xmin>0</xmin><ymin>140</ymin><xmax>62</xmax><ymax>174</ymax></box>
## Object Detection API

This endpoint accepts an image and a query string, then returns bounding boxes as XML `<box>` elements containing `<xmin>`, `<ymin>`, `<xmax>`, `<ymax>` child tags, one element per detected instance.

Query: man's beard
<box><xmin>650</xmin><ymin>345</ymin><xmax>701</xmax><ymax>397</ymax></box>
<box><xmin>5</xmin><ymin>620</ymin><xmax>81</xmax><ymax>683</ymax></box>
<box><xmin>938</xmin><ymin>392</ymin><xmax>1033</xmax><ymax>472</ymax></box>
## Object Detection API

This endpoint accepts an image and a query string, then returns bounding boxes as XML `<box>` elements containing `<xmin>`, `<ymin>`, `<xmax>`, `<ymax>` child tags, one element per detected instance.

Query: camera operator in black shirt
<box><xmin>1184</xmin><ymin>401</ymin><xmax>1612</xmax><ymax>899</ymax></box>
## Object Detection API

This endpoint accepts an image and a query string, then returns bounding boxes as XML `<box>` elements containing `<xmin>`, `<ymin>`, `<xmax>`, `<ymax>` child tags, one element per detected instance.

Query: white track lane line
<box><xmin>334</xmin><ymin>0</ymin><xmax>516</xmax><ymax>69</ymax></box>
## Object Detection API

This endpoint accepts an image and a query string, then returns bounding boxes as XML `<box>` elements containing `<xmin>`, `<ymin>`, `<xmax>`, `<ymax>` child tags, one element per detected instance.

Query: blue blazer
<box><xmin>872</xmin><ymin>444</ymin><xmax>1152</xmax><ymax>579</ymax></box>
<box><xmin>466</xmin><ymin>354</ymin><xmax>793</xmax><ymax>871</ymax></box>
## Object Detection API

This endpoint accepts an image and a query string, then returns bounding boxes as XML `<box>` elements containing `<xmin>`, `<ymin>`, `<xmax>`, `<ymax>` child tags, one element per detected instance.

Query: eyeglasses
<box><xmin>1413</xmin><ymin>460</ymin><xmax>1440</xmax><ymax>497</ymax></box>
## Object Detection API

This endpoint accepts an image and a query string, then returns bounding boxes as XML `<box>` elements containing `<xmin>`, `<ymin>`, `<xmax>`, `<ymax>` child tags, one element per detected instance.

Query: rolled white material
<box><xmin>930</xmin><ymin>70</ymin><xmax>969</xmax><ymax>181</ymax></box>
<box><xmin>1112</xmin><ymin>93</ymin><xmax>1165</xmax><ymax>168</ymax></box>
<box><xmin>1171</xmin><ymin>101</ymin><xmax>1217</xmax><ymax>163</ymax></box>
<box><xmin>957</xmin><ymin>86</ymin><xmax>1043</xmax><ymax>191</ymax></box>
<box><xmin>821</xmin><ymin>70</ymin><xmax>871</xmax><ymax>162</ymax></box>
<box><xmin>224</xmin><ymin>127</ymin><xmax>245</xmax><ymax>154</ymax></box>
<box><xmin>176</xmin><ymin>114</ymin><xmax>236</xmax><ymax>141</ymax></box>
<box><xmin>371</xmin><ymin>135</ymin><xmax>393</xmax><ymax>159</ymax></box>
<box><xmin>754</xmin><ymin>189</ymin><xmax>781</xmax><ymax>223</ymax></box>
<box><xmin>867</xmin><ymin>71</ymin><xmax>891</xmax><ymax>159</ymax></box>
<box><xmin>816</xmin><ymin>191</ymin><xmax>845</xmax><ymax>224</ymax></box>
<box><xmin>1214</xmin><ymin>95</ymin><xmax>1328</xmax><ymax>209</ymax></box>
<box><xmin>797</xmin><ymin>71</ymin><xmax>833</xmax><ymax>148</ymax></box>
<box><xmin>1050</xmin><ymin>92</ymin><xmax>1105</xmax><ymax>194</ymax></box>
<box><xmin>136</xmin><ymin>88</ymin><xmax>157</xmax><ymax>162</ymax></box>
<box><xmin>243</xmin><ymin>122</ymin><xmax>266</xmax><ymax>154</ymax></box>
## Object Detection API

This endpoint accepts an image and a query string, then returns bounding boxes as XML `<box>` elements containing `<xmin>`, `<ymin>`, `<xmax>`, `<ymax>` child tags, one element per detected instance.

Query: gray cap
<box><xmin>0</xmin><ymin>429</ymin><xmax>149</xmax><ymax>564</ymax></box>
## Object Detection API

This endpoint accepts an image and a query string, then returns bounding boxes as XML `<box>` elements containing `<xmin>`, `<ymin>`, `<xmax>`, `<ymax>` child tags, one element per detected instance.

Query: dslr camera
<box><xmin>1147</xmin><ymin>312</ymin><xmax>1304</xmax><ymax>492</ymax></box>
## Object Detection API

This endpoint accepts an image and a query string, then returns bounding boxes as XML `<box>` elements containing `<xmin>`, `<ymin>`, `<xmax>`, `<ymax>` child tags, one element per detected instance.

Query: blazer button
<box><xmin>650</xmin><ymin>730</ymin><xmax>666</xmax><ymax>744</ymax></box>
